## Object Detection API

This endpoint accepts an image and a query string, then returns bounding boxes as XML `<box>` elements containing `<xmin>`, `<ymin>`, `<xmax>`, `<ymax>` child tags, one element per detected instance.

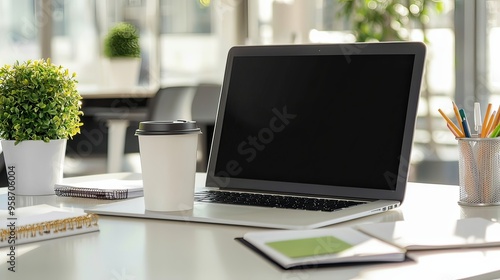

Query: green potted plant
<box><xmin>0</xmin><ymin>58</ymin><xmax>83</xmax><ymax>195</ymax></box>
<box><xmin>103</xmin><ymin>22</ymin><xmax>141</xmax><ymax>88</ymax></box>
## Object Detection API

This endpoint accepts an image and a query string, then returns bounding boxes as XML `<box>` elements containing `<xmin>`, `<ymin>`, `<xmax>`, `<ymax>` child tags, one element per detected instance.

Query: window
<box><xmin>160</xmin><ymin>0</ymin><xmax>212</xmax><ymax>34</ymax></box>
<box><xmin>0</xmin><ymin>0</ymin><xmax>38</xmax><ymax>64</ymax></box>
<box><xmin>0</xmin><ymin>0</ymin><xmax>161</xmax><ymax>89</ymax></box>
<box><xmin>486</xmin><ymin>1</ymin><xmax>500</xmax><ymax>100</ymax></box>
<box><xmin>159</xmin><ymin>0</ymin><xmax>220</xmax><ymax>85</ymax></box>
<box><xmin>0</xmin><ymin>0</ymin><xmax>226</xmax><ymax>88</ymax></box>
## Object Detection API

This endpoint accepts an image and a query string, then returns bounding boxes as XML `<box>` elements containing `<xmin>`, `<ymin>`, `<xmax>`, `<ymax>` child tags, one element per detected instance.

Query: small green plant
<box><xmin>0</xmin><ymin>58</ymin><xmax>83</xmax><ymax>144</ymax></box>
<box><xmin>103</xmin><ymin>22</ymin><xmax>141</xmax><ymax>58</ymax></box>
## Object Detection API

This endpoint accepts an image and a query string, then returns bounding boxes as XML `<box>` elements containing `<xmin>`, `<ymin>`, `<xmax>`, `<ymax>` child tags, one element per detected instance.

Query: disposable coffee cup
<box><xmin>135</xmin><ymin>120</ymin><xmax>201</xmax><ymax>211</ymax></box>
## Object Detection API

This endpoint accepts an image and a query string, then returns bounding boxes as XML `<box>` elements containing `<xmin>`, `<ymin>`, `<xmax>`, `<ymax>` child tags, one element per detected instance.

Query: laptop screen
<box><xmin>206</xmin><ymin>42</ymin><xmax>426</xmax><ymax>201</ymax></box>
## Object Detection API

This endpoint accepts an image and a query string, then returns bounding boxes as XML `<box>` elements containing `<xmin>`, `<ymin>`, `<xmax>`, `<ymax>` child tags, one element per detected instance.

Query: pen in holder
<box><xmin>458</xmin><ymin>138</ymin><xmax>500</xmax><ymax>206</ymax></box>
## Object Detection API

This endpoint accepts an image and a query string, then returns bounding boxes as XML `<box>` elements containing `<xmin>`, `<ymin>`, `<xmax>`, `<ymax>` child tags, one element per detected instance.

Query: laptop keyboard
<box><xmin>194</xmin><ymin>191</ymin><xmax>366</xmax><ymax>212</ymax></box>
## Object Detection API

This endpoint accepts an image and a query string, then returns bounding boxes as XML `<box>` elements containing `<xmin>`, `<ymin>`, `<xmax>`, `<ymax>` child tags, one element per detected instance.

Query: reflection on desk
<box><xmin>1</xmin><ymin>174</ymin><xmax>499</xmax><ymax>280</ymax></box>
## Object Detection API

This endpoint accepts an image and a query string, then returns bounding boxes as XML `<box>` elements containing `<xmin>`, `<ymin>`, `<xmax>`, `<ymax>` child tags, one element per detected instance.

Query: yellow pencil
<box><xmin>481</xmin><ymin>103</ymin><xmax>493</xmax><ymax>137</ymax></box>
<box><xmin>486</xmin><ymin>111</ymin><xmax>497</xmax><ymax>136</ymax></box>
<box><xmin>438</xmin><ymin>109</ymin><xmax>465</xmax><ymax>138</ymax></box>
<box><xmin>452</xmin><ymin>101</ymin><xmax>465</xmax><ymax>135</ymax></box>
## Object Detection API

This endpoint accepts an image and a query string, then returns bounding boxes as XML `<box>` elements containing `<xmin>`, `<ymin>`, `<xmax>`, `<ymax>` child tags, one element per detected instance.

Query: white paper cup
<box><xmin>135</xmin><ymin>120</ymin><xmax>201</xmax><ymax>211</ymax></box>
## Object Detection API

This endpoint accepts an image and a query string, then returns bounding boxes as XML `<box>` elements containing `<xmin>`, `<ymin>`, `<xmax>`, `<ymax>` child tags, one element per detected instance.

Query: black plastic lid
<box><xmin>135</xmin><ymin>120</ymin><xmax>201</xmax><ymax>136</ymax></box>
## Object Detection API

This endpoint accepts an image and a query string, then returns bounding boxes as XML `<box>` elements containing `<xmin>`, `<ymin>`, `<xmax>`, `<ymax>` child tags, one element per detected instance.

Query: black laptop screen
<box><xmin>212</xmin><ymin>53</ymin><xmax>415</xmax><ymax>191</ymax></box>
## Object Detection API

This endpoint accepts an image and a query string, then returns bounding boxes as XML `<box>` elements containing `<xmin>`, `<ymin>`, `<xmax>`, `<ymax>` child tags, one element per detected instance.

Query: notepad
<box><xmin>239</xmin><ymin>227</ymin><xmax>406</xmax><ymax>269</ymax></box>
<box><xmin>55</xmin><ymin>178</ymin><xmax>143</xmax><ymax>199</ymax></box>
<box><xmin>1</xmin><ymin>204</ymin><xmax>99</xmax><ymax>247</ymax></box>
<box><xmin>238</xmin><ymin>218</ymin><xmax>500</xmax><ymax>269</ymax></box>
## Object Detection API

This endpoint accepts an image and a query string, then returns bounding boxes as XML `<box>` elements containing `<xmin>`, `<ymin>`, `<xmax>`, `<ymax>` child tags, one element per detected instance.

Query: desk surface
<box><xmin>1</xmin><ymin>174</ymin><xmax>500</xmax><ymax>280</ymax></box>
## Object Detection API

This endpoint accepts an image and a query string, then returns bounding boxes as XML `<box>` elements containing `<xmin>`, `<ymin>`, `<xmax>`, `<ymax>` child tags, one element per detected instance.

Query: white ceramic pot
<box><xmin>1</xmin><ymin>139</ymin><xmax>67</xmax><ymax>195</ymax></box>
<box><xmin>104</xmin><ymin>57</ymin><xmax>141</xmax><ymax>89</ymax></box>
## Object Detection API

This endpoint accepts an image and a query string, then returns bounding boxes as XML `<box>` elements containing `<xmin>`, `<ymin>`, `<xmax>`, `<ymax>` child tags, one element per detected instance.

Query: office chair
<box><xmin>145</xmin><ymin>84</ymin><xmax>220</xmax><ymax>171</ymax></box>
<box><xmin>191</xmin><ymin>83</ymin><xmax>221</xmax><ymax>171</ymax></box>
<box><xmin>191</xmin><ymin>83</ymin><xmax>221</xmax><ymax>123</ymax></box>
<box><xmin>147</xmin><ymin>86</ymin><xmax>198</xmax><ymax>121</ymax></box>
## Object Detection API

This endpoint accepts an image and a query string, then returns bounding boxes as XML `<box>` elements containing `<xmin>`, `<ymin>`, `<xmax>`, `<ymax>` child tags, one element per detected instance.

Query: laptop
<box><xmin>87</xmin><ymin>41</ymin><xmax>426</xmax><ymax>229</ymax></box>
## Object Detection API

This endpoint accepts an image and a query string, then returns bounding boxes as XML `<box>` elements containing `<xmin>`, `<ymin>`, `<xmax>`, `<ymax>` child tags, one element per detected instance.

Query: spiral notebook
<box><xmin>0</xmin><ymin>204</ymin><xmax>99</xmax><ymax>247</ymax></box>
<box><xmin>54</xmin><ymin>173</ymin><xmax>143</xmax><ymax>199</ymax></box>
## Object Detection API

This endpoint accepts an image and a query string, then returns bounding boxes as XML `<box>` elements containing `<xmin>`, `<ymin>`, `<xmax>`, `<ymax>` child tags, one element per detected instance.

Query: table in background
<box><xmin>76</xmin><ymin>86</ymin><xmax>157</xmax><ymax>173</ymax></box>
<box><xmin>75</xmin><ymin>84</ymin><xmax>220</xmax><ymax>173</ymax></box>
<box><xmin>1</xmin><ymin>174</ymin><xmax>500</xmax><ymax>280</ymax></box>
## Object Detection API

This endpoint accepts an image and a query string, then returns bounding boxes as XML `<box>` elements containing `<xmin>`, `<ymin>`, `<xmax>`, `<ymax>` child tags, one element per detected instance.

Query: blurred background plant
<box><xmin>103</xmin><ymin>22</ymin><xmax>141</xmax><ymax>58</ymax></box>
<box><xmin>337</xmin><ymin>0</ymin><xmax>444</xmax><ymax>42</ymax></box>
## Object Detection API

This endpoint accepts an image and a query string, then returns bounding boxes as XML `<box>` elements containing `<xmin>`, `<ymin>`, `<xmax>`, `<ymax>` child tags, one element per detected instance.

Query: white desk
<box><xmin>1</xmin><ymin>174</ymin><xmax>500</xmax><ymax>280</ymax></box>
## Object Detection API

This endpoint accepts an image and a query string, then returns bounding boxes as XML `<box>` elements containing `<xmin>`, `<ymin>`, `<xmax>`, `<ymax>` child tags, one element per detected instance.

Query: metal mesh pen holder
<box><xmin>458</xmin><ymin>138</ymin><xmax>500</xmax><ymax>206</ymax></box>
